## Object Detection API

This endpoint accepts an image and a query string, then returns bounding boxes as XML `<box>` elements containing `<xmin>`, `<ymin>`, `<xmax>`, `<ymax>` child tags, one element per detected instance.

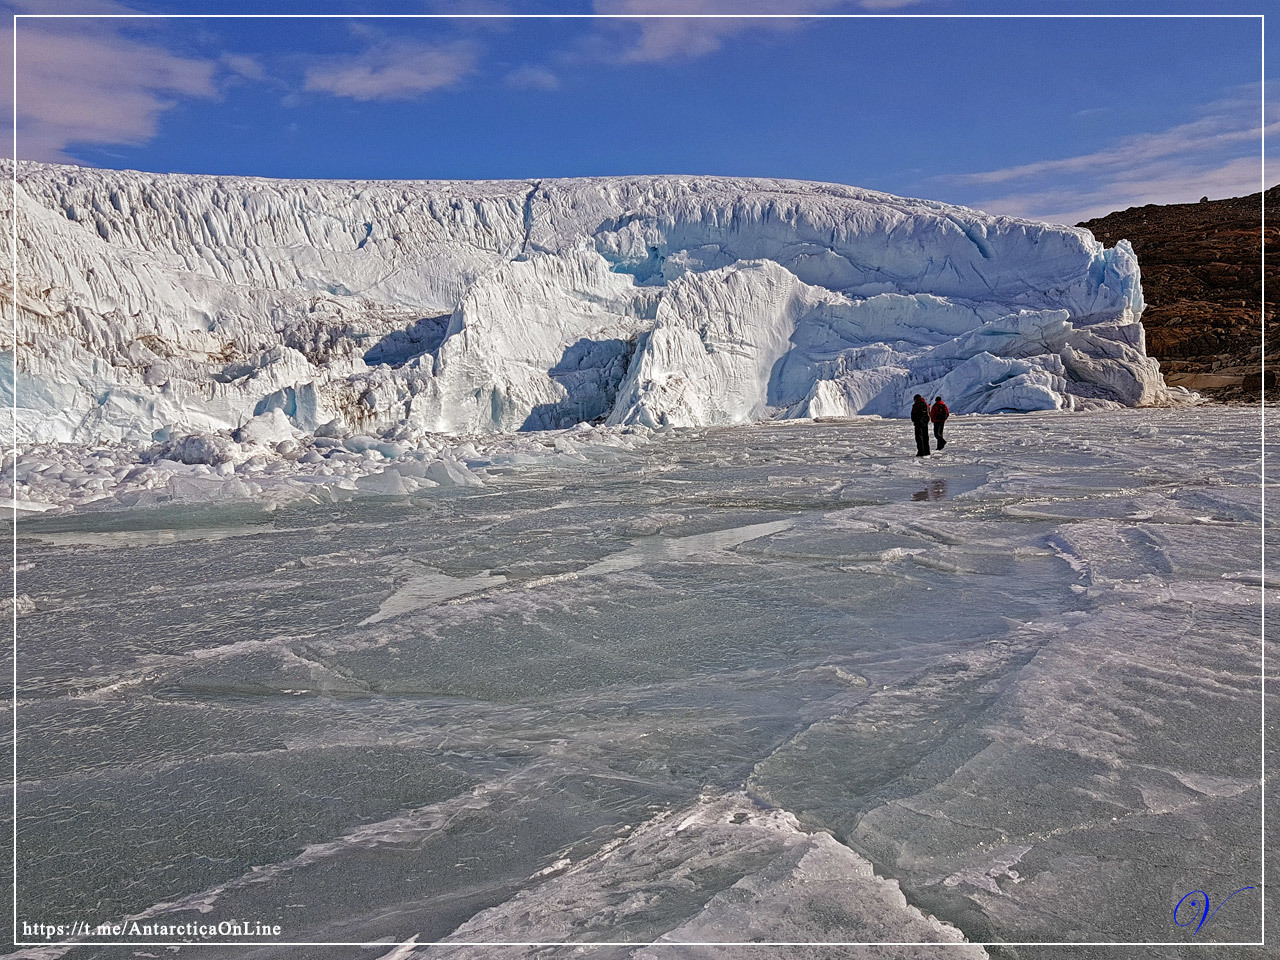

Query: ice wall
<box><xmin>2</xmin><ymin>162</ymin><xmax>1174</xmax><ymax>445</ymax></box>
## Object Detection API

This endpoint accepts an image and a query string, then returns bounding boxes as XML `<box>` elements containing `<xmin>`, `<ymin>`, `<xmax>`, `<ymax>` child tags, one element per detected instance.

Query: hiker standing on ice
<box><xmin>930</xmin><ymin>396</ymin><xmax>949</xmax><ymax>450</ymax></box>
<box><xmin>911</xmin><ymin>395</ymin><xmax>931</xmax><ymax>457</ymax></box>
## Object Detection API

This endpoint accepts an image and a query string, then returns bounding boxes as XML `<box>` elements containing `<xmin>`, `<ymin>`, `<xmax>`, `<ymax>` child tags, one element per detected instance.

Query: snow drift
<box><xmin>3</xmin><ymin>162</ymin><xmax>1176</xmax><ymax>446</ymax></box>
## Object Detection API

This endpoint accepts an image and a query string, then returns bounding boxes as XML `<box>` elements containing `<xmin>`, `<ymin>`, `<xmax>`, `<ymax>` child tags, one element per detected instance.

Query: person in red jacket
<box><xmin>929</xmin><ymin>396</ymin><xmax>949</xmax><ymax>450</ymax></box>
<box><xmin>911</xmin><ymin>394</ymin><xmax>931</xmax><ymax>456</ymax></box>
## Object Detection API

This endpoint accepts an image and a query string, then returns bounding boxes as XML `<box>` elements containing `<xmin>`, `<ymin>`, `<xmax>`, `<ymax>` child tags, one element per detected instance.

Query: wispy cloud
<box><xmin>975</xmin><ymin>157</ymin><xmax>1278</xmax><ymax>227</ymax></box>
<box><xmin>7</xmin><ymin>0</ymin><xmax>139</xmax><ymax>13</ymax></box>
<box><xmin>426</xmin><ymin>0</ymin><xmax>518</xmax><ymax>13</ymax></box>
<box><xmin>591</xmin><ymin>0</ymin><xmax>793</xmax><ymax>64</ymax></box>
<box><xmin>304</xmin><ymin>39</ymin><xmax>478</xmax><ymax>102</ymax></box>
<box><xmin>8</xmin><ymin>17</ymin><xmax>219</xmax><ymax>162</ymax></box>
<box><xmin>590</xmin><ymin>0</ymin><xmax>922</xmax><ymax>64</ymax></box>
<box><xmin>221</xmin><ymin>53</ymin><xmax>266</xmax><ymax>83</ymax></box>
<box><xmin>952</xmin><ymin>118</ymin><xmax>1271</xmax><ymax>187</ymax></box>
<box><xmin>941</xmin><ymin>87</ymin><xmax>1278</xmax><ymax>224</ymax></box>
<box><xmin>506</xmin><ymin>65</ymin><xmax>560</xmax><ymax>91</ymax></box>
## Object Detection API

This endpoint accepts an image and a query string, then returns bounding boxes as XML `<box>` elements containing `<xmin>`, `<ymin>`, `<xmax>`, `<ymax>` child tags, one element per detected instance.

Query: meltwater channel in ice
<box><xmin>9</xmin><ymin>406</ymin><xmax>1268</xmax><ymax>957</ymax></box>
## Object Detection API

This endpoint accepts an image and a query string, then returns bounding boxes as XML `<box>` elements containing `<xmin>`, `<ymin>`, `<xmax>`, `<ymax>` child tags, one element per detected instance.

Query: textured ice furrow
<box><xmin>39</xmin><ymin>633</ymin><xmax>361</xmax><ymax>706</ymax></box>
<box><xmin>575</xmin><ymin>519</ymin><xmax>796</xmax><ymax>578</ymax></box>
<box><xmin>1042</xmin><ymin>532</ymin><xmax>1093</xmax><ymax>583</ymax></box>
<box><xmin>427</xmin><ymin>790</ymin><xmax>986</xmax><ymax>955</ymax></box>
<box><xmin>373</xmin><ymin>938</ymin><xmax>423</xmax><ymax>960</ymax></box>
<box><xmin>940</xmin><ymin>844</ymin><xmax>1031</xmax><ymax>895</ymax></box>
<box><xmin>737</xmin><ymin>434</ymin><xmax>1260</xmax><ymax>943</ymax></box>
<box><xmin>14</xmin><ymin>778</ymin><xmax>513</xmax><ymax>960</ymax></box>
<box><xmin>844</xmin><ymin>586</ymin><xmax>1261</xmax><ymax>942</ymax></box>
<box><xmin>359</xmin><ymin>568</ymin><xmax>509</xmax><ymax>625</ymax></box>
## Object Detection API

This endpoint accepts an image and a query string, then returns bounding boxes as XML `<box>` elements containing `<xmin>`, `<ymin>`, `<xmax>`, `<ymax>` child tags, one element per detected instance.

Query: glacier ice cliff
<box><xmin>2</xmin><ymin>162</ymin><xmax>1179</xmax><ymax>446</ymax></box>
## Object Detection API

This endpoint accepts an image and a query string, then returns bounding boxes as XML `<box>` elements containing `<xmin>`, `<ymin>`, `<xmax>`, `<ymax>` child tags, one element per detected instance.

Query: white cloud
<box><xmin>506</xmin><ymin>65</ymin><xmax>559</xmax><ymax>91</ymax></box>
<box><xmin>304</xmin><ymin>40</ymin><xmax>477</xmax><ymax>102</ymax></box>
<box><xmin>8</xmin><ymin>0</ymin><xmax>140</xmax><ymax>13</ymax></box>
<box><xmin>952</xmin><ymin>117</ymin><xmax>1274</xmax><ymax>188</ymax></box>
<box><xmin>942</xmin><ymin>87</ymin><xmax>1278</xmax><ymax>224</ymax></box>
<box><xmin>422</xmin><ymin>0</ymin><xmax>519</xmax><ymax>15</ymax></box>
<box><xmin>8</xmin><ymin>19</ymin><xmax>218</xmax><ymax>162</ymax></box>
<box><xmin>970</xmin><ymin>156</ymin><xmax>1279</xmax><ymax>226</ymax></box>
<box><xmin>498</xmin><ymin>0</ymin><xmax>925</xmax><ymax>96</ymax></box>
<box><xmin>221</xmin><ymin>53</ymin><xmax>266</xmax><ymax>83</ymax></box>
<box><xmin>592</xmin><ymin>2</ymin><xmax>786</xmax><ymax>64</ymax></box>
<box><xmin>590</xmin><ymin>0</ymin><xmax>910</xmax><ymax>64</ymax></box>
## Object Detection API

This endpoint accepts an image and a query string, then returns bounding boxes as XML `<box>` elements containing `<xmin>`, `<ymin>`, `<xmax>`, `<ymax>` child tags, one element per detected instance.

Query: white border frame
<box><xmin>7</xmin><ymin>9</ymin><xmax>1269</xmax><ymax>957</ymax></box>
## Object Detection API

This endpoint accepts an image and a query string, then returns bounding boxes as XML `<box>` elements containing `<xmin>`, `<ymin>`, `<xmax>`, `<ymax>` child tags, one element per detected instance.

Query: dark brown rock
<box><xmin>1077</xmin><ymin>187</ymin><xmax>1278</xmax><ymax>400</ymax></box>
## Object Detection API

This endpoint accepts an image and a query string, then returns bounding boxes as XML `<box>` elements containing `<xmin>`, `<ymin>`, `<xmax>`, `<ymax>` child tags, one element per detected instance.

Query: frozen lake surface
<box><xmin>8</xmin><ymin>407</ymin><xmax>1270</xmax><ymax>957</ymax></box>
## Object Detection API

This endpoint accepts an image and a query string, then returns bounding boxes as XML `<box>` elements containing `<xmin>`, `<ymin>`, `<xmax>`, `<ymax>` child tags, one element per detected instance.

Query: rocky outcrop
<box><xmin>1078</xmin><ymin>186</ymin><xmax>1278</xmax><ymax>399</ymax></box>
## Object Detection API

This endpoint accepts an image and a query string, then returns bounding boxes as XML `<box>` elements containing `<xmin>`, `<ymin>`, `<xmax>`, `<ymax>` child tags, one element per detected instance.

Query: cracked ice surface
<box><xmin>8</xmin><ymin>406</ymin><xmax>1267</xmax><ymax>957</ymax></box>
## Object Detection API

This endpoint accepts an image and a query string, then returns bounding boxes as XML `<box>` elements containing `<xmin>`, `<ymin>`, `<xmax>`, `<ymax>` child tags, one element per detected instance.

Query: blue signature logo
<box><xmin>1174</xmin><ymin>887</ymin><xmax>1256</xmax><ymax>934</ymax></box>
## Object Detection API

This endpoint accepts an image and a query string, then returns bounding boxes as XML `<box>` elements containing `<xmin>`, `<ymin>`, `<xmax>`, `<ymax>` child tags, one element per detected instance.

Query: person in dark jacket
<box><xmin>930</xmin><ymin>396</ymin><xmax>949</xmax><ymax>450</ymax></box>
<box><xmin>910</xmin><ymin>394</ymin><xmax>931</xmax><ymax>456</ymax></box>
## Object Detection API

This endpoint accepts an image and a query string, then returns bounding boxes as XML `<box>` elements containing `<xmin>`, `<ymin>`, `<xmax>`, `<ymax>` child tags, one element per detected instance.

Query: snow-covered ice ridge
<box><xmin>5</xmin><ymin>161</ymin><xmax>1178</xmax><ymax>451</ymax></box>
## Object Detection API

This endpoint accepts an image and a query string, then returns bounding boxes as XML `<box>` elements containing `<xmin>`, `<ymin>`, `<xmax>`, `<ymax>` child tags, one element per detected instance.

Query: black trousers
<box><xmin>933</xmin><ymin>420</ymin><xmax>946</xmax><ymax>449</ymax></box>
<box><xmin>914</xmin><ymin>421</ymin><xmax>930</xmax><ymax>456</ymax></box>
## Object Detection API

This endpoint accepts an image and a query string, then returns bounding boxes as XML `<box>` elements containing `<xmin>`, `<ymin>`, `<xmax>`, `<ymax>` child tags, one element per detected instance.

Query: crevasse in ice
<box><xmin>2</xmin><ymin>162</ymin><xmax>1176</xmax><ymax>445</ymax></box>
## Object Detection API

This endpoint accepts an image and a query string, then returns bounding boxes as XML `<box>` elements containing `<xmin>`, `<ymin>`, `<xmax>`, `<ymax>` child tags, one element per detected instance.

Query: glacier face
<box><xmin>3</xmin><ymin>162</ymin><xmax>1174</xmax><ymax>445</ymax></box>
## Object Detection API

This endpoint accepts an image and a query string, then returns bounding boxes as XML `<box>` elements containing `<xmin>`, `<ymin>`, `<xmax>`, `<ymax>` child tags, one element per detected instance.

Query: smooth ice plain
<box><xmin>9</xmin><ymin>407</ymin><xmax>1267</xmax><ymax>957</ymax></box>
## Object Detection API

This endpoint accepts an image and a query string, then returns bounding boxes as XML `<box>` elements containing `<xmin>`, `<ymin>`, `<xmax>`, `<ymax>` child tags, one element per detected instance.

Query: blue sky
<box><xmin>4</xmin><ymin>0</ymin><xmax>1275</xmax><ymax>224</ymax></box>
